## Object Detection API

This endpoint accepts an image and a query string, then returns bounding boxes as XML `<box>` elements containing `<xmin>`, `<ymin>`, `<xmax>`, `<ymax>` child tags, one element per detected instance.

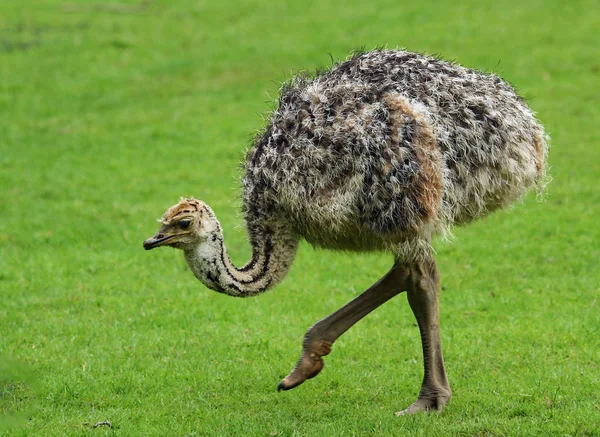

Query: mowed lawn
<box><xmin>1</xmin><ymin>0</ymin><xmax>599</xmax><ymax>435</ymax></box>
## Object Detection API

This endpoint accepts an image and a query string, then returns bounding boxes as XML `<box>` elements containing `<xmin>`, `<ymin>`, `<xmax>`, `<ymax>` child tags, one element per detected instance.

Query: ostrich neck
<box><xmin>184</xmin><ymin>222</ymin><xmax>298</xmax><ymax>297</ymax></box>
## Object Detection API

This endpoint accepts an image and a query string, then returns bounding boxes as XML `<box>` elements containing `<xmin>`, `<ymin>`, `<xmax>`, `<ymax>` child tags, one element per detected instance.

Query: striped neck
<box><xmin>183</xmin><ymin>210</ymin><xmax>298</xmax><ymax>297</ymax></box>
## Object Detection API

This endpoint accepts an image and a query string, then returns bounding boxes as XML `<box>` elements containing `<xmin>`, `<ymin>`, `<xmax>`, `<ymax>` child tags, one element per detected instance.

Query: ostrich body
<box><xmin>144</xmin><ymin>50</ymin><xmax>548</xmax><ymax>414</ymax></box>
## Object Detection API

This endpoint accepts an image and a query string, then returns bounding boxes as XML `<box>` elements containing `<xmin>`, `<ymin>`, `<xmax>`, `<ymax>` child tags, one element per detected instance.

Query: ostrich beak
<box><xmin>143</xmin><ymin>233</ymin><xmax>173</xmax><ymax>250</ymax></box>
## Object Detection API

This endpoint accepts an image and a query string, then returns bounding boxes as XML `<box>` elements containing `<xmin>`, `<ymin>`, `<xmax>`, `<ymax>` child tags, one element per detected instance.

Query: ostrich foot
<box><xmin>395</xmin><ymin>388</ymin><xmax>451</xmax><ymax>415</ymax></box>
<box><xmin>277</xmin><ymin>339</ymin><xmax>332</xmax><ymax>391</ymax></box>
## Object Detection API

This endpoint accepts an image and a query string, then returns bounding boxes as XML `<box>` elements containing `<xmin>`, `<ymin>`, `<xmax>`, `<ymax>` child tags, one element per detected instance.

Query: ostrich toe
<box><xmin>278</xmin><ymin>340</ymin><xmax>332</xmax><ymax>391</ymax></box>
<box><xmin>395</xmin><ymin>388</ymin><xmax>451</xmax><ymax>415</ymax></box>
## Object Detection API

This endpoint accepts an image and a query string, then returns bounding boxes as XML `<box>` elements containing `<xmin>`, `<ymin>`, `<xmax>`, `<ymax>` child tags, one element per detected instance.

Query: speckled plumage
<box><xmin>243</xmin><ymin>49</ymin><xmax>548</xmax><ymax>261</ymax></box>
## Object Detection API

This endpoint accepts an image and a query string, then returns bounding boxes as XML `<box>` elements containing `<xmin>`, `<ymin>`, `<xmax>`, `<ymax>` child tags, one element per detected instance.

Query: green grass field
<box><xmin>1</xmin><ymin>0</ymin><xmax>599</xmax><ymax>435</ymax></box>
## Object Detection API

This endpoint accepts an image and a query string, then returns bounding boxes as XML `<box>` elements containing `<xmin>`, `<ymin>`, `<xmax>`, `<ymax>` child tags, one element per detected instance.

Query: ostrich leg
<box><xmin>396</xmin><ymin>257</ymin><xmax>451</xmax><ymax>415</ymax></box>
<box><xmin>278</xmin><ymin>262</ymin><xmax>410</xmax><ymax>391</ymax></box>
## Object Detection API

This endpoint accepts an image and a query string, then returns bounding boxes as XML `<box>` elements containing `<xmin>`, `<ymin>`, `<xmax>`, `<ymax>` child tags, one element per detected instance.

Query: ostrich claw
<box><xmin>277</xmin><ymin>340</ymin><xmax>332</xmax><ymax>390</ymax></box>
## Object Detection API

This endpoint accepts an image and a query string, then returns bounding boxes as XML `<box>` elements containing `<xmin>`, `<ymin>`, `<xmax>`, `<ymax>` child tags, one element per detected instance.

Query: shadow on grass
<box><xmin>0</xmin><ymin>357</ymin><xmax>38</xmax><ymax>432</ymax></box>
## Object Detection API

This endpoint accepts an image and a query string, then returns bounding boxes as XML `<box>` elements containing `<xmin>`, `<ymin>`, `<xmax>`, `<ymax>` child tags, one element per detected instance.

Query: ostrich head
<box><xmin>143</xmin><ymin>197</ymin><xmax>218</xmax><ymax>251</ymax></box>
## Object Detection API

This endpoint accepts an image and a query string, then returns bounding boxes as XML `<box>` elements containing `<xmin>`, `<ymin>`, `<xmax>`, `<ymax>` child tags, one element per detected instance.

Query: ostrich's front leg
<box><xmin>278</xmin><ymin>262</ymin><xmax>410</xmax><ymax>391</ymax></box>
<box><xmin>396</xmin><ymin>257</ymin><xmax>451</xmax><ymax>415</ymax></box>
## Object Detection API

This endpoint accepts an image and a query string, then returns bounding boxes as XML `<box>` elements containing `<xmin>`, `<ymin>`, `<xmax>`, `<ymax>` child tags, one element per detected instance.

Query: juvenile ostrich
<box><xmin>143</xmin><ymin>49</ymin><xmax>548</xmax><ymax>414</ymax></box>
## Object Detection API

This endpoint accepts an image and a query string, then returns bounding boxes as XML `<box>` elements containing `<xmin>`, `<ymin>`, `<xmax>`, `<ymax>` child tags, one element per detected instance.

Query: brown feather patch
<box><xmin>384</xmin><ymin>94</ymin><xmax>443</xmax><ymax>227</ymax></box>
<box><xmin>162</xmin><ymin>198</ymin><xmax>204</xmax><ymax>222</ymax></box>
<box><xmin>532</xmin><ymin>129</ymin><xmax>546</xmax><ymax>176</ymax></box>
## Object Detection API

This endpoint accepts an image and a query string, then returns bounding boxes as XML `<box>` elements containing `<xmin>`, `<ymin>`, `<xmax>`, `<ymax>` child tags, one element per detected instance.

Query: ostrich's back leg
<box><xmin>396</xmin><ymin>257</ymin><xmax>451</xmax><ymax>415</ymax></box>
<box><xmin>278</xmin><ymin>262</ymin><xmax>410</xmax><ymax>391</ymax></box>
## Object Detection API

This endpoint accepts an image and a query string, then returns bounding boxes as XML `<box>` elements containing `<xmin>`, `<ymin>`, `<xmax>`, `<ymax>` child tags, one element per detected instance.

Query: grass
<box><xmin>1</xmin><ymin>0</ymin><xmax>599</xmax><ymax>435</ymax></box>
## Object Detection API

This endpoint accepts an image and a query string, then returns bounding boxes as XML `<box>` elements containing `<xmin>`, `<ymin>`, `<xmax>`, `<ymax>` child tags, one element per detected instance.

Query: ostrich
<box><xmin>143</xmin><ymin>49</ymin><xmax>548</xmax><ymax>415</ymax></box>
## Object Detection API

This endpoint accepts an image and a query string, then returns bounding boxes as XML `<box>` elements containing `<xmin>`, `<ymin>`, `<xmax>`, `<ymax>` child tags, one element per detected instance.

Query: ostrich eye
<box><xmin>178</xmin><ymin>219</ymin><xmax>191</xmax><ymax>229</ymax></box>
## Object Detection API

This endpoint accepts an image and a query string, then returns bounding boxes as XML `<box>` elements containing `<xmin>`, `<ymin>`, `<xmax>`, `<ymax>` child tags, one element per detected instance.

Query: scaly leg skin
<box><xmin>395</xmin><ymin>258</ymin><xmax>451</xmax><ymax>415</ymax></box>
<box><xmin>278</xmin><ymin>262</ymin><xmax>410</xmax><ymax>391</ymax></box>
